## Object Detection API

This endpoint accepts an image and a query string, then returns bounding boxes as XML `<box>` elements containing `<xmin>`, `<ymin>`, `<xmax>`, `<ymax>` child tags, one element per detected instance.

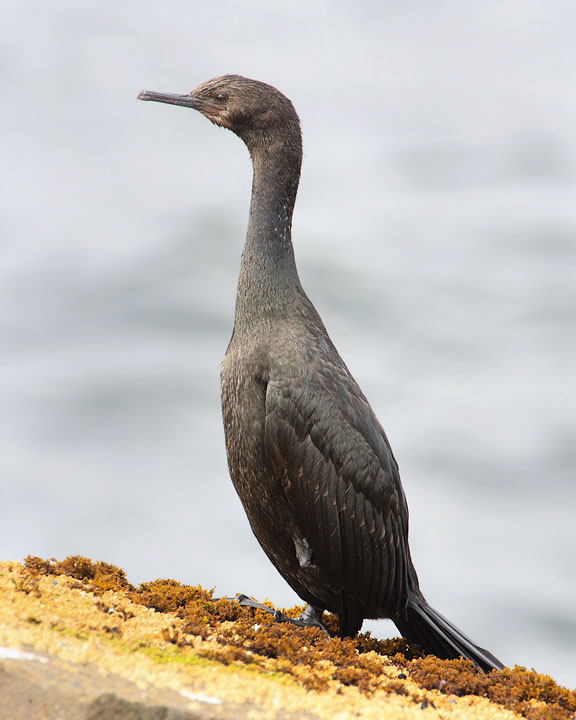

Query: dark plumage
<box><xmin>138</xmin><ymin>75</ymin><xmax>504</xmax><ymax>671</ymax></box>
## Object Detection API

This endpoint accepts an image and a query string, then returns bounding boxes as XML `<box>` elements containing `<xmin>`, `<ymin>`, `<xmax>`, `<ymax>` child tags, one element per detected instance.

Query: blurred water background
<box><xmin>1</xmin><ymin>0</ymin><xmax>575</xmax><ymax>687</ymax></box>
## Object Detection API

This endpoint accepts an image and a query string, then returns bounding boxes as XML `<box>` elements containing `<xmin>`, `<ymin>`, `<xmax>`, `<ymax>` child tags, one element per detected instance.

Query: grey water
<box><xmin>2</xmin><ymin>0</ymin><xmax>575</xmax><ymax>688</ymax></box>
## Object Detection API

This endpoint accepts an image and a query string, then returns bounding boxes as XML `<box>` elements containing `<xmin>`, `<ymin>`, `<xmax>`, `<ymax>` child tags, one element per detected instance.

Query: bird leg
<box><xmin>225</xmin><ymin>595</ymin><xmax>329</xmax><ymax>634</ymax></box>
<box><xmin>295</xmin><ymin>602</ymin><xmax>329</xmax><ymax>633</ymax></box>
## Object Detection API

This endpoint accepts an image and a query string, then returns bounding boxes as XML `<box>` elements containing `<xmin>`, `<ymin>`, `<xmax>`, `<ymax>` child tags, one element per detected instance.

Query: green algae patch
<box><xmin>21</xmin><ymin>556</ymin><xmax>576</xmax><ymax>720</ymax></box>
<box><xmin>138</xmin><ymin>643</ymin><xmax>215</xmax><ymax>668</ymax></box>
<box><xmin>50</xmin><ymin>623</ymin><xmax>91</xmax><ymax>641</ymax></box>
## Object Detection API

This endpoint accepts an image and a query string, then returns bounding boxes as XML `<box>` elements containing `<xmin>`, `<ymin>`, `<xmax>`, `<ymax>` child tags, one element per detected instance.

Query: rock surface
<box><xmin>0</xmin><ymin>560</ymin><xmax>572</xmax><ymax>720</ymax></box>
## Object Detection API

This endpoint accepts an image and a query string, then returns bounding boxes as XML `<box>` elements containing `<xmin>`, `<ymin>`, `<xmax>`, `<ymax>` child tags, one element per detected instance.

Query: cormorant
<box><xmin>138</xmin><ymin>75</ymin><xmax>504</xmax><ymax>671</ymax></box>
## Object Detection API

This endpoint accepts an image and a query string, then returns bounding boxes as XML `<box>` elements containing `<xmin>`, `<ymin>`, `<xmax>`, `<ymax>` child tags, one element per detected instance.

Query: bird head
<box><xmin>138</xmin><ymin>74</ymin><xmax>301</xmax><ymax>155</ymax></box>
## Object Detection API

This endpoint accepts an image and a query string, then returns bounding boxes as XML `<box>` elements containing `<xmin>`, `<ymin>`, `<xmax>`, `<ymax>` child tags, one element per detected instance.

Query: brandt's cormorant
<box><xmin>138</xmin><ymin>75</ymin><xmax>504</xmax><ymax>671</ymax></box>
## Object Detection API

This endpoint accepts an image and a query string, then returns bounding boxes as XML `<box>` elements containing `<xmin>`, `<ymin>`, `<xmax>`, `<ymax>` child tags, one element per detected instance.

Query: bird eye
<box><xmin>215</xmin><ymin>92</ymin><xmax>228</xmax><ymax>103</ymax></box>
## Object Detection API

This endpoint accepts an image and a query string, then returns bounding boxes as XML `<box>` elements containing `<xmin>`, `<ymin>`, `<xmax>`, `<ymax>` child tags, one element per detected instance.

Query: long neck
<box><xmin>233</xmin><ymin>139</ymin><xmax>303</xmax><ymax>331</ymax></box>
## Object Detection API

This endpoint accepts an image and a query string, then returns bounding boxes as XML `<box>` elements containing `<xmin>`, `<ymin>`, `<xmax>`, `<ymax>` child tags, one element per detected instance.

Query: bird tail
<box><xmin>394</xmin><ymin>595</ymin><xmax>504</xmax><ymax>672</ymax></box>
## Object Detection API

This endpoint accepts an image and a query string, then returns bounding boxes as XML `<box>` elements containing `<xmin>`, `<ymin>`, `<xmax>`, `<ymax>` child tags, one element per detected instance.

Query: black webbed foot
<box><xmin>222</xmin><ymin>595</ymin><xmax>329</xmax><ymax>634</ymax></box>
<box><xmin>235</xmin><ymin>593</ymin><xmax>276</xmax><ymax>612</ymax></box>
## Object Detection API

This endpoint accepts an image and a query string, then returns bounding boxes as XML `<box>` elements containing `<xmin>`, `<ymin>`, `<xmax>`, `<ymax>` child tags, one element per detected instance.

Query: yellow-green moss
<box><xmin>24</xmin><ymin>556</ymin><xmax>576</xmax><ymax>720</ymax></box>
<box><xmin>409</xmin><ymin>656</ymin><xmax>576</xmax><ymax>719</ymax></box>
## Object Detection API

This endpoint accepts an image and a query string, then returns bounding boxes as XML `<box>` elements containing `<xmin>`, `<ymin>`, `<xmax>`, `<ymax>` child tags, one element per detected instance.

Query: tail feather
<box><xmin>395</xmin><ymin>596</ymin><xmax>504</xmax><ymax>672</ymax></box>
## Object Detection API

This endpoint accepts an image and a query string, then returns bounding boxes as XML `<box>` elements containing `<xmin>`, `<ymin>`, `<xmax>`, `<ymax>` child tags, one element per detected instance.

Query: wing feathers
<box><xmin>264</xmin><ymin>376</ymin><xmax>411</xmax><ymax>619</ymax></box>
